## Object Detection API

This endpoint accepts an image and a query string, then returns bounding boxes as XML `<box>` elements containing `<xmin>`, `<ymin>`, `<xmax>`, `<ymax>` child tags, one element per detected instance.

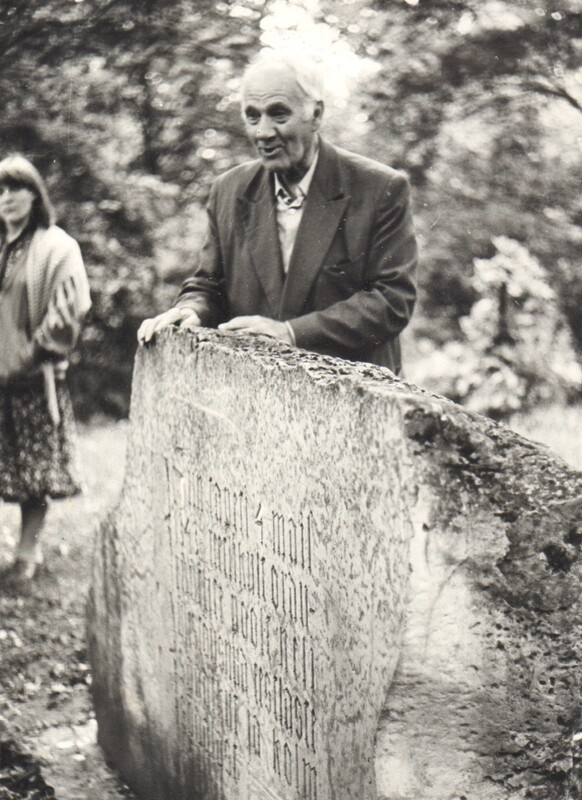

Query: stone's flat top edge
<box><xmin>139</xmin><ymin>329</ymin><xmax>582</xmax><ymax>494</ymax></box>
<box><xmin>149</xmin><ymin>326</ymin><xmax>450</xmax><ymax>402</ymax></box>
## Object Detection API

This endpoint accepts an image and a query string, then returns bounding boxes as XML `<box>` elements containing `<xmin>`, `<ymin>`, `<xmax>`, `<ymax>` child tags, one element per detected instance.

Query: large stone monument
<box><xmin>88</xmin><ymin>330</ymin><xmax>582</xmax><ymax>800</ymax></box>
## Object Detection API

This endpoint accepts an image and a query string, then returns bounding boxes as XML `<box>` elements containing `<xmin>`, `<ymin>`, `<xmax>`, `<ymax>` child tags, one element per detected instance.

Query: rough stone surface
<box><xmin>87</xmin><ymin>330</ymin><xmax>582</xmax><ymax>800</ymax></box>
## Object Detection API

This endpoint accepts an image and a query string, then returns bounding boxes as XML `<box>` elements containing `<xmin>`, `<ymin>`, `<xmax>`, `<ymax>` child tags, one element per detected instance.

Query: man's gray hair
<box><xmin>242</xmin><ymin>49</ymin><xmax>325</xmax><ymax>106</ymax></box>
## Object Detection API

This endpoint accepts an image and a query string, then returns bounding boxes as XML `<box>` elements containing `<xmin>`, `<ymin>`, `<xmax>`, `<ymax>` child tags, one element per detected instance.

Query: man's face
<box><xmin>242</xmin><ymin>64</ymin><xmax>323</xmax><ymax>182</ymax></box>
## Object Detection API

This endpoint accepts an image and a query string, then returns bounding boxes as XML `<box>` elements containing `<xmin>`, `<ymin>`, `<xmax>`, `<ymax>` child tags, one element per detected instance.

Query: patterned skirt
<box><xmin>0</xmin><ymin>376</ymin><xmax>82</xmax><ymax>503</ymax></box>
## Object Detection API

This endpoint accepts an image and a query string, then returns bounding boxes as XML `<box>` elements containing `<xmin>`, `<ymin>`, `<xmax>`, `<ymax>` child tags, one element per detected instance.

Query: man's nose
<box><xmin>255</xmin><ymin>114</ymin><xmax>276</xmax><ymax>140</ymax></box>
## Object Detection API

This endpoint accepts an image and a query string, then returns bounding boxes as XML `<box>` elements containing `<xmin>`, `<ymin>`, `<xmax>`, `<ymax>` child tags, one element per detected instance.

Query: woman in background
<box><xmin>0</xmin><ymin>155</ymin><xmax>91</xmax><ymax>589</ymax></box>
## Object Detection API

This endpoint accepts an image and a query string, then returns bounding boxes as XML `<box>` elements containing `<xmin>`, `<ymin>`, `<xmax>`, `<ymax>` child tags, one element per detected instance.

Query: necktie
<box><xmin>277</xmin><ymin>186</ymin><xmax>305</xmax><ymax>209</ymax></box>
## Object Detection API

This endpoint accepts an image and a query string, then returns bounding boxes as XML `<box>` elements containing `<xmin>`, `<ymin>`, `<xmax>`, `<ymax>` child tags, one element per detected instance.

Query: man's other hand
<box><xmin>218</xmin><ymin>316</ymin><xmax>293</xmax><ymax>344</ymax></box>
<box><xmin>137</xmin><ymin>307</ymin><xmax>202</xmax><ymax>345</ymax></box>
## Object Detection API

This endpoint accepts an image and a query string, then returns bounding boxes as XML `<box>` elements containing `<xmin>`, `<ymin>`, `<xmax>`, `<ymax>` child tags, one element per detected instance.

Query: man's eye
<box><xmin>270</xmin><ymin>109</ymin><xmax>290</xmax><ymax>122</ymax></box>
<box><xmin>246</xmin><ymin>112</ymin><xmax>260</xmax><ymax>124</ymax></box>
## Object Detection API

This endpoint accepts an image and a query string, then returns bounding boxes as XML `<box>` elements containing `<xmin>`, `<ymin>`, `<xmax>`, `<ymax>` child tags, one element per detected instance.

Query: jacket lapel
<box><xmin>236</xmin><ymin>168</ymin><xmax>284</xmax><ymax>317</ymax></box>
<box><xmin>280</xmin><ymin>141</ymin><xmax>350</xmax><ymax>318</ymax></box>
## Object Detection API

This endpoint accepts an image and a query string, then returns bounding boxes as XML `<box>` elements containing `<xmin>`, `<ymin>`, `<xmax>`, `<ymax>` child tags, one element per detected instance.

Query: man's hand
<box><xmin>137</xmin><ymin>307</ymin><xmax>202</xmax><ymax>345</ymax></box>
<box><xmin>218</xmin><ymin>316</ymin><xmax>293</xmax><ymax>344</ymax></box>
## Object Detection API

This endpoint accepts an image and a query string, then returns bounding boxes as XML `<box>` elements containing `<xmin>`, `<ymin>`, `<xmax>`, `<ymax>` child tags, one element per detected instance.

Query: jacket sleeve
<box><xmin>174</xmin><ymin>183</ymin><xmax>227</xmax><ymax>327</ymax></box>
<box><xmin>288</xmin><ymin>175</ymin><xmax>417</xmax><ymax>353</ymax></box>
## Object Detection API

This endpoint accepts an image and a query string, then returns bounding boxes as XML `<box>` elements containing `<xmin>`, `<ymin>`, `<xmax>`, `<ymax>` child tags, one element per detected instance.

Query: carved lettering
<box><xmin>164</xmin><ymin>470</ymin><xmax>322</xmax><ymax>796</ymax></box>
<box><xmin>271</xmin><ymin>511</ymin><xmax>314</xmax><ymax>575</ymax></box>
<box><xmin>272</xmin><ymin>728</ymin><xmax>281</xmax><ymax>777</ymax></box>
<box><xmin>247</xmin><ymin>711</ymin><xmax>261</xmax><ymax>758</ymax></box>
<box><xmin>284</xmin><ymin>742</ymin><xmax>293</xmax><ymax>785</ymax></box>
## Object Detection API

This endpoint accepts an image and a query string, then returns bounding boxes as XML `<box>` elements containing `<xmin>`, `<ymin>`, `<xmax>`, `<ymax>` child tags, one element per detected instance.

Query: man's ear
<box><xmin>312</xmin><ymin>100</ymin><xmax>324</xmax><ymax>131</ymax></box>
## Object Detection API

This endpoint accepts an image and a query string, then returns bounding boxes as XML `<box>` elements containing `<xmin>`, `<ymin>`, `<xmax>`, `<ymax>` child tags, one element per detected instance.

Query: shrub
<box><xmin>410</xmin><ymin>237</ymin><xmax>582</xmax><ymax>418</ymax></box>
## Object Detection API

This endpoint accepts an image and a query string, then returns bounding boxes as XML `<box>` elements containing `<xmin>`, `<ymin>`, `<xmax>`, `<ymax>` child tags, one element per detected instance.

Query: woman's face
<box><xmin>0</xmin><ymin>182</ymin><xmax>36</xmax><ymax>229</ymax></box>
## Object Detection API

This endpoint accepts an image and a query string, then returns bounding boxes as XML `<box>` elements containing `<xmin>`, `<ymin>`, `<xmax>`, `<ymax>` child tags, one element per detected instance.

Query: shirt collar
<box><xmin>274</xmin><ymin>147</ymin><xmax>319</xmax><ymax>204</ymax></box>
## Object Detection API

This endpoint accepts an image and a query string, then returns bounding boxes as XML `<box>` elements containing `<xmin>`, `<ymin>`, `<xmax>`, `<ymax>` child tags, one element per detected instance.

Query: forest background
<box><xmin>2</xmin><ymin>0</ymin><xmax>581</xmax><ymax>421</ymax></box>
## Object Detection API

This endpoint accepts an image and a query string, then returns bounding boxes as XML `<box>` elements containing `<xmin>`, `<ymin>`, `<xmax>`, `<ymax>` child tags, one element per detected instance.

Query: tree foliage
<box><xmin>356</xmin><ymin>0</ymin><xmax>582</xmax><ymax>177</ymax></box>
<box><xmin>1</xmin><ymin>0</ymin><xmax>580</xmax><ymax>416</ymax></box>
<box><xmin>410</xmin><ymin>236</ymin><xmax>582</xmax><ymax>418</ymax></box>
<box><xmin>0</xmin><ymin>0</ymin><xmax>264</xmax><ymax>416</ymax></box>
<box><xmin>328</xmin><ymin>0</ymin><xmax>582</xmax><ymax>352</ymax></box>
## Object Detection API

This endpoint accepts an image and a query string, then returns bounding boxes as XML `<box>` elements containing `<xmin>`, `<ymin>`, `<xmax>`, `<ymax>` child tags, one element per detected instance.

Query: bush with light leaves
<box><xmin>411</xmin><ymin>237</ymin><xmax>582</xmax><ymax>419</ymax></box>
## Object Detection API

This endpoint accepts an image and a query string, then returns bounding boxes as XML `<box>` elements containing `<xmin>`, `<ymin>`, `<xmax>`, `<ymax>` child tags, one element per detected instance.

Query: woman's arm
<box><xmin>35</xmin><ymin>276</ymin><xmax>86</xmax><ymax>356</ymax></box>
<box><xmin>32</xmin><ymin>232</ymin><xmax>91</xmax><ymax>358</ymax></box>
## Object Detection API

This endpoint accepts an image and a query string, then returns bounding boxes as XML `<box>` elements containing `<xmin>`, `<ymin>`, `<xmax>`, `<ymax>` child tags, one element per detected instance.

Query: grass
<box><xmin>508</xmin><ymin>402</ymin><xmax>582</xmax><ymax>471</ymax></box>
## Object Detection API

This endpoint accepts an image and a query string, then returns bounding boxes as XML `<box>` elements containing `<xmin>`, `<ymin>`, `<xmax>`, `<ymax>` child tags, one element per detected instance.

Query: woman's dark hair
<box><xmin>0</xmin><ymin>154</ymin><xmax>56</xmax><ymax>231</ymax></box>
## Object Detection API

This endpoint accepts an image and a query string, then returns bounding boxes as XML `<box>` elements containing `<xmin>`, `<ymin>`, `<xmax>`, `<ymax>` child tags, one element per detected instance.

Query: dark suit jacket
<box><xmin>176</xmin><ymin>138</ymin><xmax>418</xmax><ymax>373</ymax></box>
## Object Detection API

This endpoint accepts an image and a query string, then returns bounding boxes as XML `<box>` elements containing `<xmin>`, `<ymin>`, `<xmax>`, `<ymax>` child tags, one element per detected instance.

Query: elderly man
<box><xmin>138</xmin><ymin>51</ymin><xmax>417</xmax><ymax>373</ymax></box>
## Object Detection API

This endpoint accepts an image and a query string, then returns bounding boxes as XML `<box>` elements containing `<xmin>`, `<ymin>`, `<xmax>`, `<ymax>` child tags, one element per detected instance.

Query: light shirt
<box><xmin>273</xmin><ymin>149</ymin><xmax>319</xmax><ymax>274</ymax></box>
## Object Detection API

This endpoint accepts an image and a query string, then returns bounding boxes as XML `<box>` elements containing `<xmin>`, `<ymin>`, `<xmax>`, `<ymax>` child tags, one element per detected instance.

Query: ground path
<box><xmin>0</xmin><ymin>420</ymin><xmax>135</xmax><ymax>800</ymax></box>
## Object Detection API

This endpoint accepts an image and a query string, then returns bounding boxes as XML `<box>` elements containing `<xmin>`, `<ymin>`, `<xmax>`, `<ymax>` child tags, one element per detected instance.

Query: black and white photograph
<box><xmin>1</xmin><ymin>1</ymin><xmax>581</xmax><ymax>799</ymax></box>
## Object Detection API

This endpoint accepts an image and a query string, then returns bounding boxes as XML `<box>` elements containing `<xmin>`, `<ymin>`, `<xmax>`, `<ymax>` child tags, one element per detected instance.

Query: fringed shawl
<box><xmin>25</xmin><ymin>225</ymin><xmax>91</xmax><ymax>339</ymax></box>
<box><xmin>24</xmin><ymin>225</ymin><xmax>91</xmax><ymax>424</ymax></box>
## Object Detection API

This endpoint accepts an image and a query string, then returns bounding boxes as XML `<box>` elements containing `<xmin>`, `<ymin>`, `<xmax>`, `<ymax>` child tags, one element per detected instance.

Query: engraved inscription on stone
<box><xmin>166</xmin><ymin>459</ymin><xmax>322</xmax><ymax>799</ymax></box>
<box><xmin>90</xmin><ymin>334</ymin><xmax>582</xmax><ymax>800</ymax></box>
<box><xmin>89</xmin><ymin>335</ymin><xmax>415</xmax><ymax>800</ymax></box>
